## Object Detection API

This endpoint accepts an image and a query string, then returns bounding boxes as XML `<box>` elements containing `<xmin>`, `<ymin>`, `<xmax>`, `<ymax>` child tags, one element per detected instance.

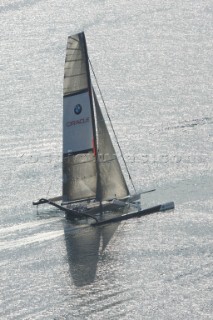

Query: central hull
<box><xmin>65</xmin><ymin>200</ymin><xmax>130</xmax><ymax>222</ymax></box>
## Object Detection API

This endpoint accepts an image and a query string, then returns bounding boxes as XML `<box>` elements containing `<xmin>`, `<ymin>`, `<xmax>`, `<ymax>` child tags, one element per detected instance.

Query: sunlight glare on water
<box><xmin>0</xmin><ymin>0</ymin><xmax>212</xmax><ymax>319</ymax></box>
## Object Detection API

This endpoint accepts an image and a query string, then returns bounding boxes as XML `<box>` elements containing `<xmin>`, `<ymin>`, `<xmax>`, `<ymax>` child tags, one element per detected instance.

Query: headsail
<box><xmin>94</xmin><ymin>90</ymin><xmax>129</xmax><ymax>201</ymax></box>
<box><xmin>63</xmin><ymin>33</ymin><xmax>97</xmax><ymax>202</ymax></box>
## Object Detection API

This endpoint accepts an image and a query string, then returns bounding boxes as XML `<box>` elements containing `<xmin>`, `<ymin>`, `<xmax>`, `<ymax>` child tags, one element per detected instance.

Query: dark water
<box><xmin>0</xmin><ymin>0</ymin><xmax>212</xmax><ymax>319</ymax></box>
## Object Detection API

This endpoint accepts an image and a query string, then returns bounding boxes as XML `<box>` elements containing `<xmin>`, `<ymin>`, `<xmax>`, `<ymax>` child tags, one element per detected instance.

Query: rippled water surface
<box><xmin>0</xmin><ymin>0</ymin><xmax>212</xmax><ymax>319</ymax></box>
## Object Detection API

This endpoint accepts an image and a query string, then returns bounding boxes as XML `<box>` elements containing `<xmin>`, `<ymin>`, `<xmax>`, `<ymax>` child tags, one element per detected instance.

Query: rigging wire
<box><xmin>89</xmin><ymin>58</ymin><xmax>137</xmax><ymax>194</ymax></box>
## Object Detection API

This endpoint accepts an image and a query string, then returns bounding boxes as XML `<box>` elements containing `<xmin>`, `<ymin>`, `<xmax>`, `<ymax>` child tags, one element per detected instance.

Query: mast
<box><xmin>80</xmin><ymin>33</ymin><xmax>103</xmax><ymax>208</ymax></box>
<box><xmin>80</xmin><ymin>33</ymin><xmax>98</xmax><ymax>162</ymax></box>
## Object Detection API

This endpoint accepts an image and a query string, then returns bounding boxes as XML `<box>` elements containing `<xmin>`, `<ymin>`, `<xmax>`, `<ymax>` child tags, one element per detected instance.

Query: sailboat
<box><xmin>33</xmin><ymin>32</ymin><xmax>174</xmax><ymax>225</ymax></box>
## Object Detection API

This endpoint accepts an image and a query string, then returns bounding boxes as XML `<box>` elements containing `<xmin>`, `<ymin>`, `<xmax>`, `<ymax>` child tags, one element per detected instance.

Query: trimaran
<box><xmin>33</xmin><ymin>32</ymin><xmax>174</xmax><ymax>226</ymax></box>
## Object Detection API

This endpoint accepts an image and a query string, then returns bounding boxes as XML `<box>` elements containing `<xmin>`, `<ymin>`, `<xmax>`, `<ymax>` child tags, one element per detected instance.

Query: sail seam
<box><xmin>64</xmin><ymin>72</ymin><xmax>86</xmax><ymax>78</ymax></box>
<box><xmin>69</xmin><ymin>36</ymin><xmax>79</xmax><ymax>42</ymax></box>
<box><xmin>63</xmin><ymin>88</ymin><xmax>88</xmax><ymax>97</ymax></box>
<box><xmin>65</xmin><ymin>58</ymin><xmax>84</xmax><ymax>61</ymax></box>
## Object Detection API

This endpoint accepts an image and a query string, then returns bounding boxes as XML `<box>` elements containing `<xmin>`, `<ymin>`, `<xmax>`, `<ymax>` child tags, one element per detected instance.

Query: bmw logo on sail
<box><xmin>74</xmin><ymin>104</ymin><xmax>82</xmax><ymax>115</ymax></box>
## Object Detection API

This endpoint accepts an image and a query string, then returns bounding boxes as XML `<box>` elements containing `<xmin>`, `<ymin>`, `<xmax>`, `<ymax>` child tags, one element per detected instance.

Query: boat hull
<box><xmin>91</xmin><ymin>202</ymin><xmax>175</xmax><ymax>226</ymax></box>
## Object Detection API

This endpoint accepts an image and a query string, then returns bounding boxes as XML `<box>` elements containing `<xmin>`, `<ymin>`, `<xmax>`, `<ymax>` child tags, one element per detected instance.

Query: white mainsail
<box><xmin>63</xmin><ymin>33</ymin><xmax>97</xmax><ymax>202</ymax></box>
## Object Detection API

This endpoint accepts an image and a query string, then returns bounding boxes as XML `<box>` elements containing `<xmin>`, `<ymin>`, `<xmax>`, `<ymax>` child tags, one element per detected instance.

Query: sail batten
<box><xmin>64</xmin><ymin>73</ymin><xmax>86</xmax><ymax>78</ymax></box>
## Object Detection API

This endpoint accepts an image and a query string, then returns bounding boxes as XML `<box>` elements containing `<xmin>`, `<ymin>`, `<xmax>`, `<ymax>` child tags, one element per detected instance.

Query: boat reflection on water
<box><xmin>63</xmin><ymin>219</ymin><xmax>119</xmax><ymax>287</ymax></box>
